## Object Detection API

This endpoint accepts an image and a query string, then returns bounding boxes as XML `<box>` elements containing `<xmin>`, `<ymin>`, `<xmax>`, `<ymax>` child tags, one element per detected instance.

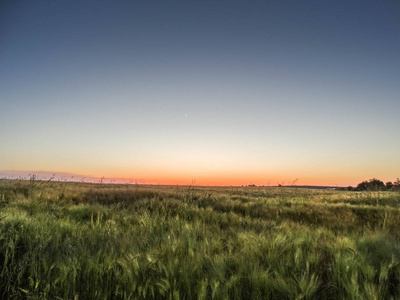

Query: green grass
<box><xmin>0</xmin><ymin>179</ymin><xmax>400</xmax><ymax>299</ymax></box>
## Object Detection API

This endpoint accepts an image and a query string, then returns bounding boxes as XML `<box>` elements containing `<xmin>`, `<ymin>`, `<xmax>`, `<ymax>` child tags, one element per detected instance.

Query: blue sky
<box><xmin>1</xmin><ymin>0</ymin><xmax>399</xmax><ymax>186</ymax></box>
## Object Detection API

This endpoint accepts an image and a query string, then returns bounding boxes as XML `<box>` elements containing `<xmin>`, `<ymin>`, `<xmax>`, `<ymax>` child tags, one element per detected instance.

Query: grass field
<box><xmin>1</xmin><ymin>179</ymin><xmax>400</xmax><ymax>299</ymax></box>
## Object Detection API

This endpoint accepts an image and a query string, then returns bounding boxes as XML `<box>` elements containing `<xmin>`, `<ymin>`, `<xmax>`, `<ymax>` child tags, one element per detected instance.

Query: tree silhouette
<box><xmin>356</xmin><ymin>178</ymin><xmax>385</xmax><ymax>191</ymax></box>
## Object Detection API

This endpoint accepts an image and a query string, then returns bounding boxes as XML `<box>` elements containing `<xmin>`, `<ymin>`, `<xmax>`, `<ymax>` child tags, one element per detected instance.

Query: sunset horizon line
<box><xmin>1</xmin><ymin>169</ymin><xmax>392</xmax><ymax>188</ymax></box>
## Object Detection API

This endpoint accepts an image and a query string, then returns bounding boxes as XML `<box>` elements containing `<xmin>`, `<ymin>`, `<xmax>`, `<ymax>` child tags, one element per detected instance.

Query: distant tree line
<box><xmin>347</xmin><ymin>178</ymin><xmax>400</xmax><ymax>191</ymax></box>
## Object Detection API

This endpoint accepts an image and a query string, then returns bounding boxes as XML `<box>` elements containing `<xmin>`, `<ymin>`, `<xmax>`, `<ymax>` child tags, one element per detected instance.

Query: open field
<box><xmin>1</xmin><ymin>179</ymin><xmax>400</xmax><ymax>299</ymax></box>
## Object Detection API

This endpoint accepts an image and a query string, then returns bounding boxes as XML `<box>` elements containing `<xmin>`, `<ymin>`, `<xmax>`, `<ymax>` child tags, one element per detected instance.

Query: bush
<box><xmin>357</xmin><ymin>178</ymin><xmax>386</xmax><ymax>191</ymax></box>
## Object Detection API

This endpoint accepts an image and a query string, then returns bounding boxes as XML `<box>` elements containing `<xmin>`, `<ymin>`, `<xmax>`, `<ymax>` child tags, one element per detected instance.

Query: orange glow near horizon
<box><xmin>82</xmin><ymin>162</ymin><xmax>389</xmax><ymax>187</ymax></box>
<box><xmin>98</xmin><ymin>171</ymin><xmax>371</xmax><ymax>187</ymax></box>
<box><xmin>1</xmin><ymin>166</ymin><xmax>397</xmax><ymax>187</ymax></box>
<box><xmin>109</xmin><ymin>176</ymin><xmax>360</xmax><ymax>187</ymax></box>
<box><xmin>3</xmin><ymin>154</ymin><xmax>398</xmax><ymax>187</ymax></box>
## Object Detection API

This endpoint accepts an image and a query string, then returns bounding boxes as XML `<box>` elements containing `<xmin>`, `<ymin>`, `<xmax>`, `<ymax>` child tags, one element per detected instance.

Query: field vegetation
<box><xmin>1</xmin><ymin>178</ymin><xmax>400</xmax><ymax>299</ymax></box>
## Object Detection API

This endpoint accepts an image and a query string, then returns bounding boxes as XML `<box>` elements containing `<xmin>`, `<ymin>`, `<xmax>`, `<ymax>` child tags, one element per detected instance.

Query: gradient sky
<box><xmin>1</xmin><ymin>1</ymin><xmax>399</xmax><ymax>186</ymax></box>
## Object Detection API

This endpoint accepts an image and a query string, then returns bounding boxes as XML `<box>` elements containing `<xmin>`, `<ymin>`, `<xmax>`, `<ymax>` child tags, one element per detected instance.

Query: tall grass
<box><xmin>0</xmin><ymin>179</ymin><xmax>399</xmax><ymax>299</ymax></box>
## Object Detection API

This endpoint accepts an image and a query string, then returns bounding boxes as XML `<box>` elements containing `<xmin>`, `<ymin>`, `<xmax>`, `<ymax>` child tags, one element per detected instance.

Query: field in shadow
<box><xmin>1</xmin><ymin>179</ymin><xmax>400</xmax><ymax>299</ymax></box>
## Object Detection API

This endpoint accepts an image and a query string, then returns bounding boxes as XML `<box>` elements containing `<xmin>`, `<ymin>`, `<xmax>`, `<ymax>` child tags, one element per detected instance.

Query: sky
<box><xmin>1</xmin><ymin>0</ymin><xmax>399</xmax><ymax>186</ymax></box>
